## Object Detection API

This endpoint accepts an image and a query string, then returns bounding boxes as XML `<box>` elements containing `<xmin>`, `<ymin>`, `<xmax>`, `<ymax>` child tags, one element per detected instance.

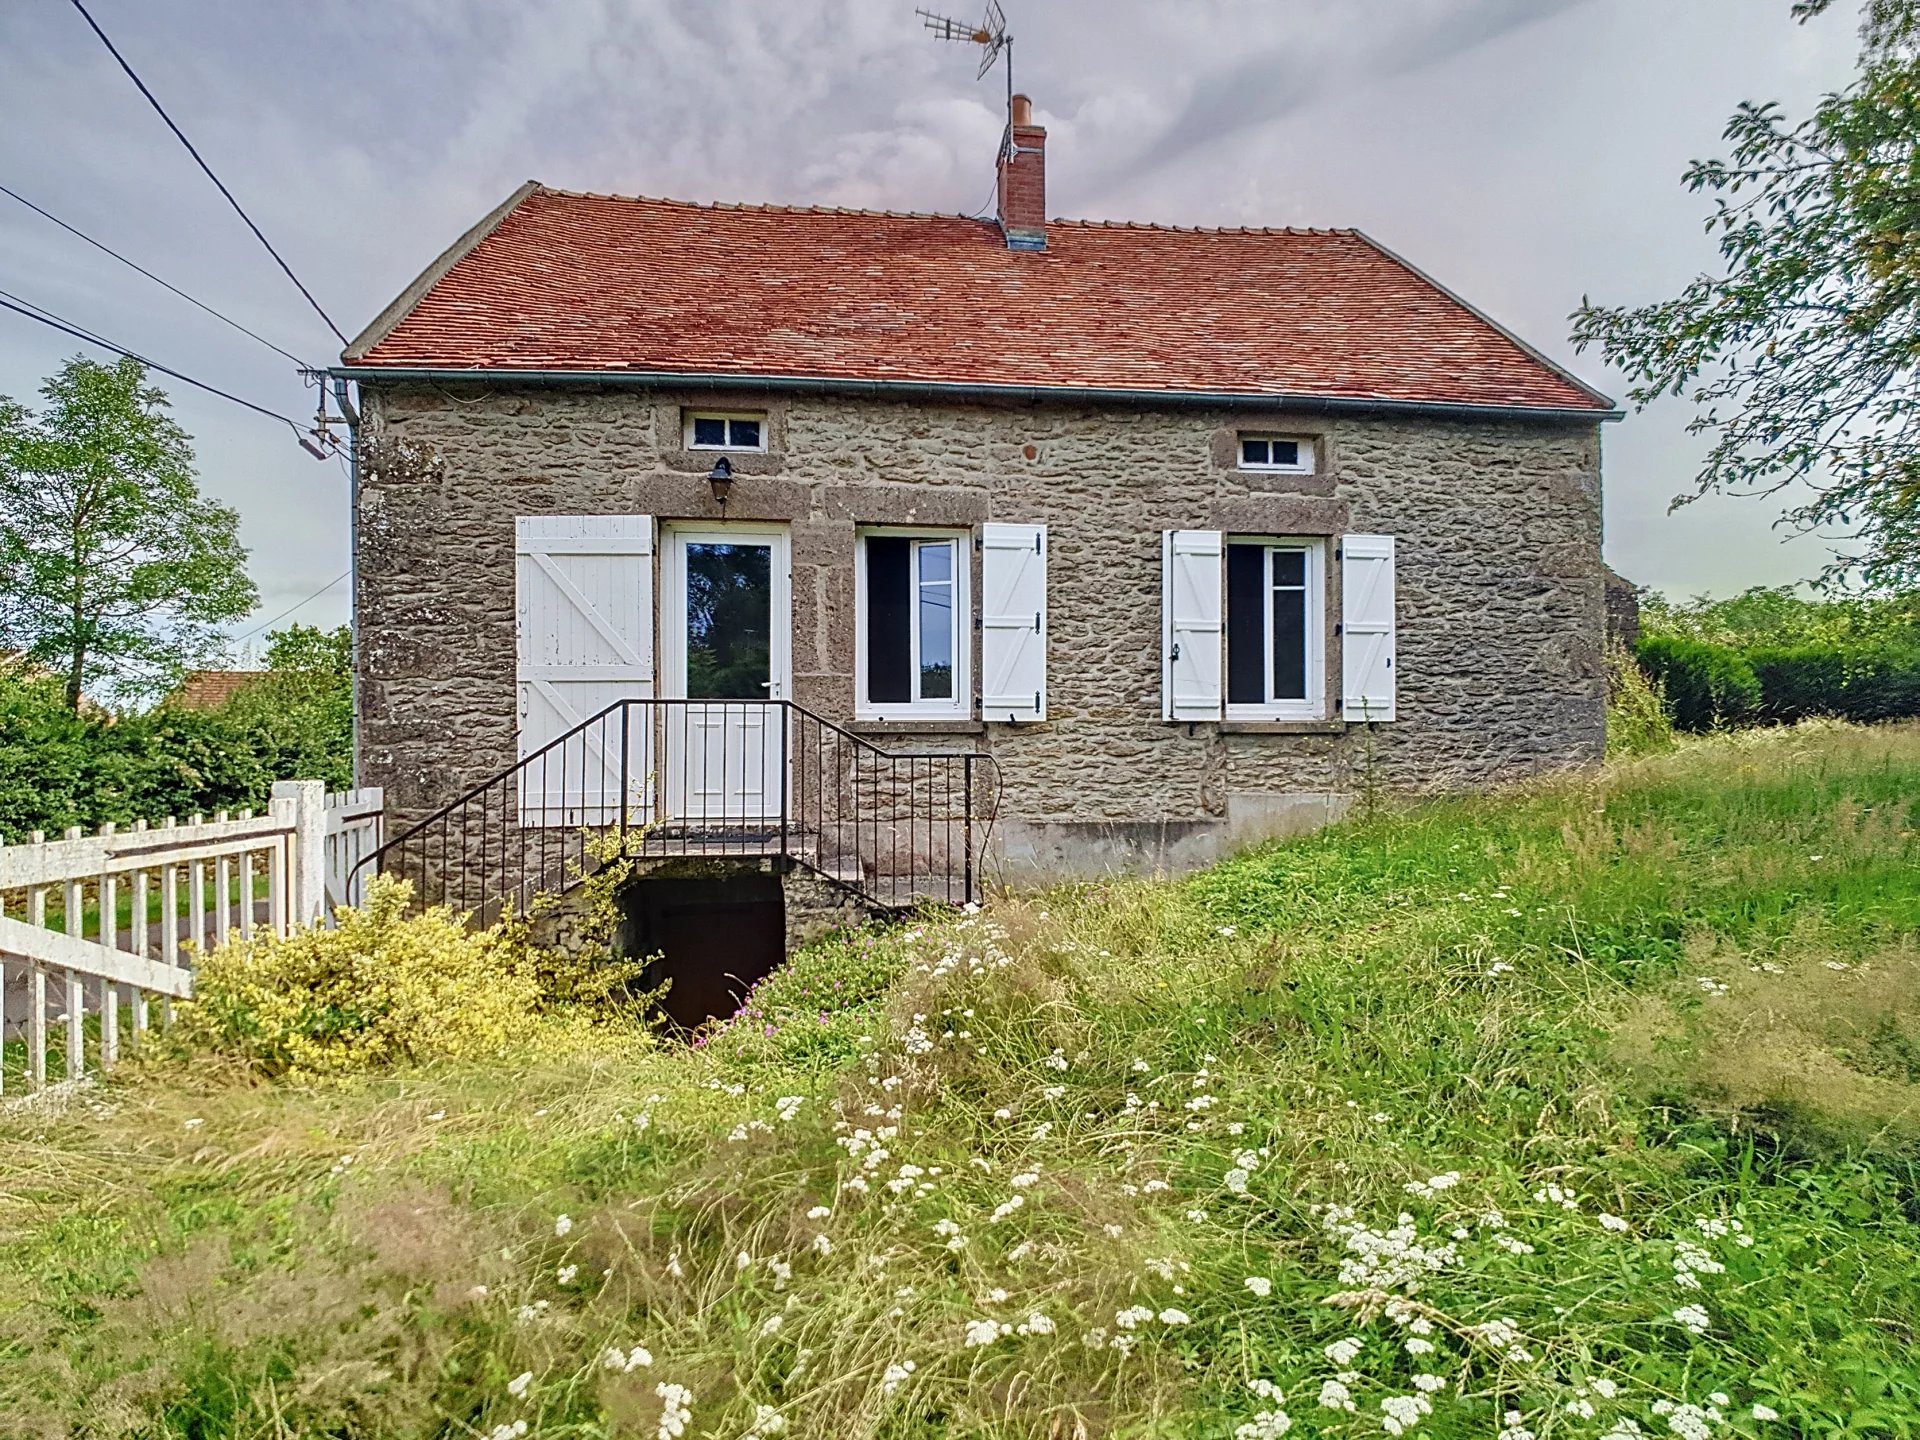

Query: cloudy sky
<box><xmin>0</xmin><ymin>0</ymin><xmax>1866</xmax><ymax>648</ymax></box>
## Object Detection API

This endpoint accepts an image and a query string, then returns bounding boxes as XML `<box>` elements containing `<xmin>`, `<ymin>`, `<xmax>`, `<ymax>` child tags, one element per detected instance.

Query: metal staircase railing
<box><xmin>352</xmin><ymin>698</ymin><xmax>999</xmax><ymax>925</ymax></box>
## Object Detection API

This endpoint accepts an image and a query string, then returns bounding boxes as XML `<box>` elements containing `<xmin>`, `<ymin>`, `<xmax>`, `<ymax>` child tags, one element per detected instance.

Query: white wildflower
<box><xmin>1324</xmin><ymin>1336</ymin><xmax>1366</xmax><ymax>1366</ymax></box>
<box><xmin>1599</xmin><ymin>1212</ymin><xmax>1630</xmax><ymax>1232</ymax></box>
<box><xmin>553</xmin><ymin>1215</ymin><xmax>573</xmax><ymax>1238</ymax></box>
<box><xmin>807</xmin><ymin>1205</ymin><xmax>832</xmax><ymax>1219</ymax></box>
<box><xmin>655</xmin><ymin>1380</ymin><xmax>694</xmax><ymax>1439</ymax></box>
<box><xmin>507</xmin><ymin>1372</ymin><xmax>533</xmax><ymax>1397</ymax></box>
<box><xmin>1225</xmin><ymin>1168</ymin><xmax>1251</xmax><ymax>1195</ymax></box>
<box><xmin>1751</xmin><ymin>1404</ymin><xmax>1779</xmax><ymax>1421</ymax></box>
<box><xmin>1244</xmin><ymin>1275</ymin><xmax>1273</xmax><ymax>1297</ymax></box>
<box><xmin>1317</xmin><ymin>1378</ymin><xmax>1357</xmax><ymax>1412</ymax></box>
<box><xmin>557</xmin><ymin>1263</ymin><xmax>578</xmax><ymax>1284</ymax></box>
<box><xmin>1381</xmin><ymin>1392</ymin><xmax>1433</xmax><ymax>1436</ymax></box>
<box><xmin>963</xmin><ymin>1318</ymin><xmax>1007</xmax><ymax>1347</ymax></box>
<box><xmin>882</xmin><ymin>1359</ymin><xmax>917</xmax><ymax>1394</ymax></box>
<box><xmin>603</xmin><ymin>1345</ymin><xmax>653</xmax><ymax>1372</ymax></box>
<box><xmin>1672</xmin><ymin>1303</ymin><xmax>1711</xmax><ymax>1335</ymax></box>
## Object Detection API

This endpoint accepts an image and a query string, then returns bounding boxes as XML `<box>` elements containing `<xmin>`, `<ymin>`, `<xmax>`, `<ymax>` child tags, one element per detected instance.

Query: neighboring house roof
<box><xmin>168</xmin><ymin>670</ymin><xmax>265</xmax><ymax>710</ymax></box>
<box><xmin>342</xmin><ymin>185</ymin><xmax>1614</xmax><ymax>416</ymax></box>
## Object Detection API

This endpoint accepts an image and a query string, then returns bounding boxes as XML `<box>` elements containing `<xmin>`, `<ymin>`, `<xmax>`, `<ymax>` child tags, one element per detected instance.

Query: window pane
<box><xmin>1240</xmin><ymin>438</ymin><xmax>1269</xmax><ymax>467</ymax></box>
<box><xmin>729</xmin><ymin>418</ymin><xmax>761</xmax><ymax>449</ymax></box>
<box><xmin>1271</xmin><ymin>579</ymin><xmax>1308</xmax><ymax>700</ymax></box>
<box><xmin>691</xmin><ymin>416</ymin><xmax>726</xmax><ymax>447</ymax></box>
<box><xmin>917</xmin><ymin>541</ymin><xmax>954</xmax><ymax>700</ymax></box>
<box><xmin>685</xmin><ymin>543</ymin><xmax>772</xmax><ymax>700</ymax></box>
<box><xmin>866</xmin><ymin>537</ymin><xmax>912</xmax><ymax>705</ymax></box>
<box><xmin>1271</xmin><ymin>548</ymin><xmax>1306</xmax><ymax>587</ymax></box>
<box><xmin>1226</xmin><ymin>543</ymin><xmax>1266</xmax><ymax>705</ymax></box>
<box><xmin>1271</xmin><ymin>439</ymin><xmax>1300</xmax><ymax>468</ymax></box>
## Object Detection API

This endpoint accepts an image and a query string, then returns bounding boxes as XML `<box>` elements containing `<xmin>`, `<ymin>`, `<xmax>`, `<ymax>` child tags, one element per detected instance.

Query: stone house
<box><xmin>332</xmin><ymin>96</ymin><xmax>1616</xmax><ymax>1003</ymax></box>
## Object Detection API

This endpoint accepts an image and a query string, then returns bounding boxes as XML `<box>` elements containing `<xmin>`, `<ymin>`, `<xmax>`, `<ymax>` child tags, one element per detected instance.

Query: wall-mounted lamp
<box><xmin>707</xmin><ymin>456</ymin><xmax>734</xmax><ymax>508</ymax></box>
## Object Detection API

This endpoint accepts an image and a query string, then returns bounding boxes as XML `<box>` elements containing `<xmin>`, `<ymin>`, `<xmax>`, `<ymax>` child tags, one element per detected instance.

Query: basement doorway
<box><xmin>618</xmin><ymin>871</ymin><xmax>786</xmax><ymax>1029</ymax></box>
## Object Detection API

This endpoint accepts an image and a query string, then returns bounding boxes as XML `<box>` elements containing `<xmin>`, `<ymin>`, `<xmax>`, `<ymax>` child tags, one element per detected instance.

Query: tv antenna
<box><xmin>919</xmin><ymin>2</ymin><xmax>1012</xmax><ymax>100</ymax></box>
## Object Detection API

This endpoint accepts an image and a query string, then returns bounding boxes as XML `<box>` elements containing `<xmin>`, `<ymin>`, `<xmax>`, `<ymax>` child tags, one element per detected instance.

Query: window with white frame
<box><xmin>1225</xmin><ymin>537</ymin><xmax>1325</xmax><ymax>718</ymax></box>
<box><xmin>684</xmin><ymin>410</ymin><xmax>768</xmax><ymax>451</ymax></box>
<box><xmin>857</xmin><ymin>530</ymin><xmax>970</xmax><ymax>717</ymax></box>
<box><xmin>1238</xmin><ymin>434</ymin><xmax>1314</xmax><ymax>473</ymax></box>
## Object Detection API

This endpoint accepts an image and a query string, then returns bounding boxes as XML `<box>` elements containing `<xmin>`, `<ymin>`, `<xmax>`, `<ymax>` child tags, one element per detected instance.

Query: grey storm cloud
<box><xmin>0</xmin><ymin>1</ymin><xmax>1868</xmax><ymax>641</ymax></box>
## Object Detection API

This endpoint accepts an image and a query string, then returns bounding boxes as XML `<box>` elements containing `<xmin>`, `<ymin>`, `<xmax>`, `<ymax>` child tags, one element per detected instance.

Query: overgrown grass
<box><xmin>3</xmin><ymin>722</ymin><xmax>1918</xmax><ymax>1439</ymax></box>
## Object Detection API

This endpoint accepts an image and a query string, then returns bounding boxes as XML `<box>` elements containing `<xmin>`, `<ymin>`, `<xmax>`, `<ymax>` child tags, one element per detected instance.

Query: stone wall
<box><xmin>352</xmin><ymin>383</ymin><xmax>1605</xmax><ymax>877</ymax></box>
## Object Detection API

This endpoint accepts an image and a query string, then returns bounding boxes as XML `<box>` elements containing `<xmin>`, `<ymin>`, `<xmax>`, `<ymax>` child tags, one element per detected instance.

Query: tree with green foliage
<box><xmin>0</xmin><ymin>355</ymin><xmax>257</xmax><ymax>708</ymax></box>
<box><xmin>1572</xmin><ymin>0</ymin><xmax>1920</xmax><ymax>588</ymax></box>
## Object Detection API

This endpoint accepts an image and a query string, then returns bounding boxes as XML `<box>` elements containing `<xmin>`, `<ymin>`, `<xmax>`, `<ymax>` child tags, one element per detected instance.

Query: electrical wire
<box><xmin>64</xmin><ymin>0</ymin><xmax>349</xmax><ymax>346</ymax></box>
<box><xmin>0</xmin><ymin>286</ymin><xmax>310</xmax><ymax>434</ymax></box>
<box><xmin>232</xmin><ymin>569</ymin><xmax>349</xmax><ymax>642</ymax></box>
<box><xmin>0</xmin><ymin>181</ymin><xmax>312</xmax><ymax>367</ymax></box>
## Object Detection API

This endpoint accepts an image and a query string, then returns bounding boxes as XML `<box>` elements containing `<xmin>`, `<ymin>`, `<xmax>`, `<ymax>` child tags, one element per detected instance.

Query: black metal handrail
<box><xmin>352</xmin><ymin>698</ymin><xmax>999</xmax><ymax>924</ymax></box>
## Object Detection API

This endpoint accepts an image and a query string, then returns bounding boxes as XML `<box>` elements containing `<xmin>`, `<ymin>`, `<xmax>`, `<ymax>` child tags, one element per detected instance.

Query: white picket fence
<box><xmin>0</xmin><ymin>782</ymin><xmax>383</xmax><ymax>1099</ymax></box>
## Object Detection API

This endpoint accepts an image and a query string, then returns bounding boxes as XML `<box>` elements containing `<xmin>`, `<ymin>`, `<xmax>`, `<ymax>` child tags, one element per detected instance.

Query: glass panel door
<box><xmin>663</xmin><ymin>528</ymin><xmax>789</xmax><ymax>826</ymax></box>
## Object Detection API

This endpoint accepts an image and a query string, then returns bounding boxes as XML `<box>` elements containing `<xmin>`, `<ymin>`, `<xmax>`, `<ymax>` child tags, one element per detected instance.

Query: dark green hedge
<box><xmin>1746</xmin><ymin>643</ymin><xmax>1920</xmax><ymax>723</ymax></box>
<box><xmin>0</xmin><ymin>667</ymin><xmax>351</xmax><ymax>839</ymax></box>
<box><xmin>1634</xmin><ymin>634</ymin><xmax>1761</xmax><ymax>731</ymax></box>
<box><xmin>1635</xmin><ymin>633</ymin><xmax>1920</xmax><ymax>730</ymax></box>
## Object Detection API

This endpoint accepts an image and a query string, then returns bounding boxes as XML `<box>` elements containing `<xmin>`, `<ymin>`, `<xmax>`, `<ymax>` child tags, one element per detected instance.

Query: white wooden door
<box><xmin>515</xmin><ymin>516</ymin><xmax>655</xmax><ymax>826</ymax></box>
<box><xmin>660</xmin><ymin>526</ymin><xmax>791</xmax><ymax>826</ymax></box>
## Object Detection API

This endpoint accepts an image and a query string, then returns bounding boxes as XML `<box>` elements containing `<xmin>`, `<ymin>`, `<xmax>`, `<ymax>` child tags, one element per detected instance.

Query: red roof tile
<box><xmin>166</xmin><ymin>670</ymin><xmax>265</xmax><ymax>711</ymax></box>
<box><xmin>346</xmin><ymin>187</ymin><xmax>1611</xmax><ymax>414</ymax></box>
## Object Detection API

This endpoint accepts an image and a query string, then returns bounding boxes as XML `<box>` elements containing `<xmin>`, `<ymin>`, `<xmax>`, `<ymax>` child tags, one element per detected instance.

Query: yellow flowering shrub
<box><xmin>174</xmin><ymin>876</ymin><xmax>541</xmax><ymax>1079</ymax></box>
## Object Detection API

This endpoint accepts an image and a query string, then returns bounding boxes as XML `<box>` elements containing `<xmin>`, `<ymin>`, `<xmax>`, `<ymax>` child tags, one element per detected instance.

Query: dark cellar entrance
<box><xmin>616</xmin><ymin>871</ymin><xmax>786</xmax><ymax>1029</ymax></box>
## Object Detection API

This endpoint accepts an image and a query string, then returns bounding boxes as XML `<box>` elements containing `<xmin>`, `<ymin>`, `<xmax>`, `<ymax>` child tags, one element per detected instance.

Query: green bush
<box><xmin>171</xmin><ymin>875</ymin><xmax>540</xmax><ymax>1079</ymax></box>
<box><xmin>1748</xmin><ymin>641</ymin><xmax>1920</xmax><ymax>723</ymax></box>
<box><xmin>0</xmin><ymin>624</ymin><xmax>351</xmax><ymax>835</ymax></box>
<box><xmin>1634</xmin><ymin>632</ymin><xmax>1761</xmax><ymax>731</ymax></box>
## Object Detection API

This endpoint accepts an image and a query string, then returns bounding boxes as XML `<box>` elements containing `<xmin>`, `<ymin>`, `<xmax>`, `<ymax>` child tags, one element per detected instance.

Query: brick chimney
<box><xmin>996</xmin><ymin>93</ymin><xmax>1046</xmax><ymax>251</ymax></box>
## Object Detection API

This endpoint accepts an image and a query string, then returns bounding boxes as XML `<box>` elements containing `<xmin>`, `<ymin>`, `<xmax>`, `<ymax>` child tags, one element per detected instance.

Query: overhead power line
<box><xmin>65</xmin><ymin>0</ymin><xmax>349</xmax><ymax>346</ymax></box>
<box><xmin>233</xmin><ymin>569</ymin><xmax>349</xmax><ymax>643</ymax></box>
<box><xmin>0</xmin><ymin>285</ymin><xmax>312</xmax><ymax>435</ymax></box>
<box><xmin>0</xmin><ymin>182</ymin><xmax>311</xmax><ymax>367</ymax></box>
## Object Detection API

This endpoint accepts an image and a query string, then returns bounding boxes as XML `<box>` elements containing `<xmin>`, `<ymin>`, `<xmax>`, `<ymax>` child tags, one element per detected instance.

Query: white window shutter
<box><xmin>515</xmin><ymin>515</ymin><xmax>655</xmax><ymax>824</ymax></box>
<box><xmin>981</xmin><ymin>522</ymin><xmax>1047</xmax><ymax>722</ymax></box>
<box><xmin>1163</xmin><ymin>530</ymin><xmax>1224</xmax><ymax>721</ymax></box>
<box><xmin>1341</xmin><ymin>533</ymin><xmax>1397</xmax><ymax>723</ymax></box>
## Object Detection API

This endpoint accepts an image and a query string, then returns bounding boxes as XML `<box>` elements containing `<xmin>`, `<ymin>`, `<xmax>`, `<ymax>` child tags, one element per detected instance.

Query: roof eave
<box><xmin>327</xmin><ymin>365</ymin><xmax>1623</xmax><ymax>424</ymax></box>
<box><xmin>1350</xmin><ymin>229</ymin><xmax>1619</xmax><ymax>413</ymax></box>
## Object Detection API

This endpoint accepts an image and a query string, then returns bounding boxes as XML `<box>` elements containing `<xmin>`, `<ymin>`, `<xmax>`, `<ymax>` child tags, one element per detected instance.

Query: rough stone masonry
<box><xmin>351</xmin><ymin>382</ymin><xmax>1605</xmax><ymax>879</ymax></box>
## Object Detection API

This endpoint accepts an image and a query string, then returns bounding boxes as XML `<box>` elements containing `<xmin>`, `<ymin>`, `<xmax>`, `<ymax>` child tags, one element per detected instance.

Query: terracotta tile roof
<box><xmin>346</xmin><ymin>187</ymin><xmax>1612</xmax><ymax>414</ymax></box>
<box><xmin>167</xmin><ymin>670</ymin><xmax>265</xmax><ymax>711</ymax></box>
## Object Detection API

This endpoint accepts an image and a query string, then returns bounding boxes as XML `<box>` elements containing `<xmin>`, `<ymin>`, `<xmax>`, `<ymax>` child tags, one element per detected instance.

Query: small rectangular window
<box><xmin>685</xmin><ymin>411</ymin><xmax>769</xmax><ymax>451</ymax></box>
<box><xmin>858</xmin><ymin>530</ymin><xmax>970</xmax><ymax>717</ymax></box>
<box><xmin>1225</xmin><ymin>538</ymin><xmax>1324</xmax><ymax>718</ymax></box>
<box><xmin>1237</xmin><ymin>434</ymin><xmax>1312</xmax><ymax>473</ymax></box>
